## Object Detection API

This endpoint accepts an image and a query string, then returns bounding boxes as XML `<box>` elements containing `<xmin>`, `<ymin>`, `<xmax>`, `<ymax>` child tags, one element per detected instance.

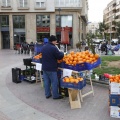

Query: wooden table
<box><xmin>58</xmin><ymin>67</ymin><xmax>94</xmax><ymax>109</ymax></box>
<box><xmin>31</xmin><ymin>62</ymin><xmax>43</xmax><ymax>87</ymax></box>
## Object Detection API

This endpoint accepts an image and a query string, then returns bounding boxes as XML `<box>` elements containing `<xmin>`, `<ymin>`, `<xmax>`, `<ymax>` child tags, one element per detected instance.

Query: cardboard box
<box><xmin>110</xmin><ymin>82</ymin><xmax>120</xmax><ymax>95</ymax></box>
<box><xmin>110</xmin><ymin>106</ymin><xmax>120</xmax><ymax>118</ymax></box>
<box><xmin>109</xmin><ymin>95</ymin><xmax>120</xmax><ymax>106</ymax></box>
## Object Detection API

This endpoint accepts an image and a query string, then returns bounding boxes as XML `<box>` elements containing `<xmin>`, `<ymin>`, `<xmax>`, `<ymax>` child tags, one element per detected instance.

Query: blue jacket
<box><xmin>41</xmin><ymin>43</ymin><xmax>64</xmax><ymax>71</ymax></box>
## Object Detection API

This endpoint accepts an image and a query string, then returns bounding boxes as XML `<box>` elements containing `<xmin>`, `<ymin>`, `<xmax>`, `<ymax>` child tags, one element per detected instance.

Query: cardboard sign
<box><xmin>63</xmin><ymin>68</ymin><xmax>72</xmax><ymax>77</ymax></box>
<box><xmin>36</xmin><ymin>63</ymin><xmax>42</xmax><ymax>71</ymax></box>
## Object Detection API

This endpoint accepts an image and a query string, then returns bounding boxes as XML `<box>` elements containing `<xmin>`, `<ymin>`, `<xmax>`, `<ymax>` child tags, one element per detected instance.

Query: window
<box><xmin>61</xmin><ymin>16</ymin><xmax>72</xmax><ymax>27</ymax></box>
<box><xmin>56</xmin><ymin>15</ymin><xmax>73</xmax><ymax>27</ymax></box>
<box><xmin>36</xmin><ymin>15</ymin><xmax>50</xmax><ymax>27</ymax></box>
<box><xmin>0</xmin><ymin>16</ymin><xmax>9</xmax><ymax>27</ymax></box>
<box><xmin>2</xmin><ymin>0</ymin><xmax>11</xmax><ymax>7</ymax></box>
<box><xmin>19</xmin><ymin>0</ymin><xmax>28</xmax><ymax>7</ymax></box>
<box><xmin>13</xmin><ymin>16</ymin><xmax>25</xmax><ymax>28</ymax></box>
<box><xmin>35</xmin><ymin>0</ymin><xmax>45</xmax><ymax>8</ymax></box>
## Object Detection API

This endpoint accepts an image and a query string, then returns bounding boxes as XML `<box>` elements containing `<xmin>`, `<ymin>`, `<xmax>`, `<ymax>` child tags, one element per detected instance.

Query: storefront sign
<box><xmin>37</xmin><ymin>27</ymin><xmax>50</xmax><ymax>32</ymax></box>
<box><xmin>56</xmin><ymin>27</ymin><xmax>72</xmax><ymax>32</ymax></box>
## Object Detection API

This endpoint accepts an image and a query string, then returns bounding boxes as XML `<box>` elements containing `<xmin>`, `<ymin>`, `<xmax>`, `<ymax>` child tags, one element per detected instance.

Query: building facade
<box><xmin>0</xmin><ymin>0</ymin><xmax>88</xmax><ymax>50</ymax></box>
<box><xmin>87</xmin><ymin>22</ymin><xmax>99</xmax><ymax>34</ymax></box>
<box><xmin>103</xmin><ymin>0</ymin><xmax>120</xmax><ymax>39</ymax></box>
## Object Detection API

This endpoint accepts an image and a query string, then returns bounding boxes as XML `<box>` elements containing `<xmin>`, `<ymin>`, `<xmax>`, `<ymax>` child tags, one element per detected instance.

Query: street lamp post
<box><xmin>78</xmin><ymin>16</ymin><xmax>80</xmax><ymax>42</ymax></box>
<box><xmin>58</xmin><ymin>8</ymin><xmax>61</xmax><ymax>48</ymax></box>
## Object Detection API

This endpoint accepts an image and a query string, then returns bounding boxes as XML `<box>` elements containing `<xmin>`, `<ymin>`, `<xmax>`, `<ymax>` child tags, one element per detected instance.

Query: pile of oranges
<box><xmin>58</xmin><ymin>51</ymin><xmax>99</xmax><ymax>66</ymax></box>
<box><xmin>109</xmin><ymin>75</ymin><xmax>120</xmax><ymax>83</ymax></box>
<box><xmin>34</xmin><ymin>53</ymin><xmax>42</xmax><ymax>59</ymax></box>
<box><xmin>63</xmin><ymin>76</ymin><xmax>83</xmax><ymax>84</ymax></box>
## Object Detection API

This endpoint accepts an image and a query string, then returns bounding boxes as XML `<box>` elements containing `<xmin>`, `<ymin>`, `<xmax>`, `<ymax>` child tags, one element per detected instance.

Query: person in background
<box><xmin>101</xmin><ymin>41</ymin><xmax>108</xmax><ymax>55</ymax></box>
<box><xmin>34</xmin><ymin>39</ymin><xmax>43</xmax><ymax>55</ymax></box>
<box><xmin>107</xmin><ymin>41</ymin><xmax>115</xmax><ymax>55</ymax></box>
<box><xmin>98</xmin><ymin>41</ymin><xmax>103</xmax><ymax>54</ymax></box>
<box><xmin>41</xmin><ymin>35</ymin><xmax>64</xmax><ymax>99</ymax></box>
<box><xmin>29</xmin><ymin>42</ymin><xmax>34</xmax><ymax>54</ymax></box>
<box><xmin>82</xmin><ymin>40</ymin><xmax>86</xmax><ymax>51</ymax></box>
<box><xmin>22</xmin><ymin>42</ymin><xmax>29</xmax><ymax>54</ymax></box>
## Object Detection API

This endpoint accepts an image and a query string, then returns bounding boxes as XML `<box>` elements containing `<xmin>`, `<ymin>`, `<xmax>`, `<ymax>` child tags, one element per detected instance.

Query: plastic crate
<box><xmin>64</xmin><ymin>62</ymin><xmax>87</xmax><ymax>71</ymax></box>
<box><xmin>109</xmin><ymin>95</ymin><xmax>120</xmax><ymax>106</ymax></box>
<box><xmin>23</xmin><ymin>58</ymin><xmax>32</xmax><ymax>66</ymax></box>
<box><xmin>60</xmin><ymin>78</ymin><xmax>85</xmax><ymax>90</ymax></box>
<box><xmin>19</xmin><ymin>75</ymin><xmax>26</xmax><ymax>81</ymax></box>
<box><xmin>85</xmin><ymin>58</ymin><xmax>101</xmax><ymax>70</ymax></box>
<box><xmin>63</xmin><ymin>58</ymin><xmax>101</xmax><ymax>71</ymax></box>
<box><xmin>32</xmin><ymin>57</ymin><xmax>41</xmax><ymax>63</ymax></box>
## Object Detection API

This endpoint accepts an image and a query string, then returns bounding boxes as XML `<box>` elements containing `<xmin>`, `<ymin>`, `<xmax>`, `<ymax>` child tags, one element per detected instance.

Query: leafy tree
<box><xmin>98</xmin><ymin>21</ymin><xmax>109</xmax><ymax>40</ymax></box>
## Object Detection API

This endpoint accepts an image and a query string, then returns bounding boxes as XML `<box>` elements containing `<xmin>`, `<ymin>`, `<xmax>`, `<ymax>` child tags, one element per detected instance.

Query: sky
<box><xmin>88</xmin><ymin>0</ymin><xmax>112</xmax><ymax>23</ymax></box>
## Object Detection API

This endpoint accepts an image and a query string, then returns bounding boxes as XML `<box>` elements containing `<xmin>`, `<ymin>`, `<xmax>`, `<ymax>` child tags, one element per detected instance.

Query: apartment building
<box><xmin>87</xmin><ymin>22</ymin><xmax>99</xmax><ymax>34</ymax></box>
<box><xmin>103</xmin><ymin>0</ymin><xmax>118</xmax><ymax>39</ymax></box>
<box><xmin>0</xmin><ymin>0</ymin><xmax>88</xmax><ymax>49</ymax></box>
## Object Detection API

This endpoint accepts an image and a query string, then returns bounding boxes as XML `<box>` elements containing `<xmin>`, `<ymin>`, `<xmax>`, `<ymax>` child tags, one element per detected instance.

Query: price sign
<box><xmin>63</xmin><ymin>68</ymin><xmax>72</xmax><ymax>77</ymax></box>
<box><xmin>36</xmin><ymin>63</ymin><xmax>42</xmax><ymax>71</ymax></box>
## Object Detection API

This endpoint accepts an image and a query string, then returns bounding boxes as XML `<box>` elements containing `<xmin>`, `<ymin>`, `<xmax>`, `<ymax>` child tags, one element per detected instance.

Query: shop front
<box><xmin>36</xmin><ymin>27</ymin><xmax>50</xmax><ymax>42</ymax></box>
<box><xmin>2</xmin><ymin>31</ymin><xmax>10</xmax><ymax>49</ymax></box>
<box><xmin>13</xmin><ymin>15</ymin><xmax>25</xmax><ymax>45</ymax></box>
<box><xmin>0</xmin><ymin>15</ymin><xmax>10</xmax><ymax>49</ymax></box>
<box><xmin>36</xmin><ymin>15</ymin><xmax>50</xmax><ymax>42</ymax></box>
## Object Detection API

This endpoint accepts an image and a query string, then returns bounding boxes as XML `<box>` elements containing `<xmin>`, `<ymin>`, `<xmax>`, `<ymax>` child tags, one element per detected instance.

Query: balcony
<box><xmin>55</xmin><ymin>0</ymin><xmax>82</xmax><ymax>10</ymax></box>
<box><xmin>1</xmin><ymin>0</ymin><xmax>12</xmax><ymax>10</ymax></box>
<box><xmin>1</xmin><ymin>5</ymin><xmax>12</xmax><ymax>10</ymax></box>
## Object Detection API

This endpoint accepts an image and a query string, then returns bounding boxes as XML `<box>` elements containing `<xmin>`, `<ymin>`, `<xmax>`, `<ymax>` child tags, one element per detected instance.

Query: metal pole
<box><xmin>58</xmin><ymin>8</ymin><xmax>61</xmax><ymax>27</ymax></box>
<box><xmin>79</xmin><ymin>17</ymin><xmax>80</xmax><ymax>42</ymax></box>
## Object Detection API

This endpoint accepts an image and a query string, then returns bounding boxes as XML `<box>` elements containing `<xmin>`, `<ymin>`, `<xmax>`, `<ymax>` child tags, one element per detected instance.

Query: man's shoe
<box><xmin>46</xmin><ymin>95</ymin><xmax>52</xmax><ymax>99</ymax></box>
<box><xmin>53</xmin><ymin>96</ymin><xmax>64</xmax><ymax>100</ymax></box>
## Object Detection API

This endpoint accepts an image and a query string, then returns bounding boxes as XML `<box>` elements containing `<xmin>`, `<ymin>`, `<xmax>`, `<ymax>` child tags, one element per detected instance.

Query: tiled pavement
<box><xmin>0</xmin><ymin>50</ymin><xmax>118</xmax><ymax>120</ymax></box>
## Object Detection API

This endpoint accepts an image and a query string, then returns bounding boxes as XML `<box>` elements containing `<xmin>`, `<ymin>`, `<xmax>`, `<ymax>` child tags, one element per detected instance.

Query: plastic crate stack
<box><xmin>109</xmin><ymin>80</ymin><xmax>120</xmax><ymax>118</ymax></box>
<box><xmin>60</xmin><ymin>71</ymin><xmax>86</xmax><ymax>90</ymax></box>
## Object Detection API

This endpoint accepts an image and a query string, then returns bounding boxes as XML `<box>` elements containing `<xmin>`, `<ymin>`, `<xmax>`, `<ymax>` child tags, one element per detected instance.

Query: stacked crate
<box><xmin>109</xmin><ymin>82</ymin><xmax>120</xmax><ymax>118</ymax></box>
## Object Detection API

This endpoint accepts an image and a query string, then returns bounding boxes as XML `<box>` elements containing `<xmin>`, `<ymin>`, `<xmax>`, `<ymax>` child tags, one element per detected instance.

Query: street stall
<box><xmin>57</xmin><ymin>50</ymin><xmax>101</xmax><ymax>109</ymax></box>
<box><xmin>32</xmin><ymin>50</ymin><xmax>101</xmax><ymax>109</ymax></box>
<box><xmin>28</xmin><ymin>27</ymin><xmax>101</xmax><ymax>109</ymax></box>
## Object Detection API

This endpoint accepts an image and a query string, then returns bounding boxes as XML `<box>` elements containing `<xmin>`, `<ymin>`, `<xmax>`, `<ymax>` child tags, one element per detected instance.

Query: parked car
<box><xmin>92</xmin><ymin>39</ymin><xmax>104</xmax><ymax>44</ymax></box>
<box><xmin>111</xmin><ymin>39</ymin><xmax>118</xmax><ymax>45</ymax></box>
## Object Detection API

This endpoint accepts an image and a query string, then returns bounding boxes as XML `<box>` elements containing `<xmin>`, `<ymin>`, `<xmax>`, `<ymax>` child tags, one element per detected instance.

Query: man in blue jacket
<box><xmin>41</xmin><ymin>35</ymin><xmax>64</xmax><ymax>99</ymax></box>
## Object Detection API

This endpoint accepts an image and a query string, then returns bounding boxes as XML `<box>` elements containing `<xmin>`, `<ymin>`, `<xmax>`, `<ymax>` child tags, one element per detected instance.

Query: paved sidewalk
<box><xmin>0</xmin><ymin>50</ymin><xmax>118</xmax><ymax>120</ymax></box>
